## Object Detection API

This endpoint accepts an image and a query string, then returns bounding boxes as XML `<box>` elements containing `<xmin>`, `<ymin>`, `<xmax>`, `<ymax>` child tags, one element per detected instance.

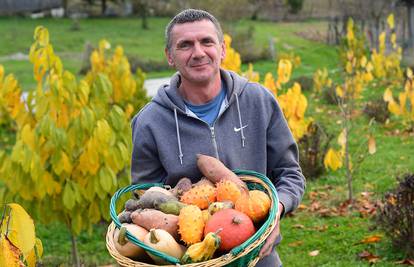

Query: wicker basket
<box><xmin>106</xmin><ymin>170</ymin><xmax>279</xmax><ymax>267</ymax></box>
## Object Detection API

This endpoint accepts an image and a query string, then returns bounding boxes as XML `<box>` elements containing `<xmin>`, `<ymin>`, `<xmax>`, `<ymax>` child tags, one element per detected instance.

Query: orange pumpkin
<box><xmin>235</xmin><ymin>190</ymin><xmax>271</xmax><ymax>223</ymax></box>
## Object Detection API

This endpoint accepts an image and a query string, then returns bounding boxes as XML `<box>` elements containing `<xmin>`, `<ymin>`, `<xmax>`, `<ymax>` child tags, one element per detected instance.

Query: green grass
<box><xmin>1</xmin><ymin>17</ymin><xmax>413</xmax><ymax>266</ymax></box>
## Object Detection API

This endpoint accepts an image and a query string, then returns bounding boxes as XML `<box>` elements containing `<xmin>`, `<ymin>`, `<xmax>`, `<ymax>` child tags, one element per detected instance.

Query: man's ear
<box><xmin>165</xmin><ymin>47</ymin><xmax>175</xmax><ymax>67</ymax></box>
<box><xmin>220</xmin><ymin>40</ymin><xmax>226</xmax><ymax>61</ymax></box>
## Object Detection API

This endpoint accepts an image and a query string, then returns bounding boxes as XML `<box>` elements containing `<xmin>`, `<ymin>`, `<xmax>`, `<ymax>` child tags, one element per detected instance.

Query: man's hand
<box><xmin>259</xmin><ymin>202</ymin><xmax>284</xmax><ymax>258</ymax></box>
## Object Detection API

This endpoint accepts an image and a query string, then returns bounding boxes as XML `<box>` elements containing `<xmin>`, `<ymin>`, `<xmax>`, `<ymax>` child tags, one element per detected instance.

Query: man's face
<box><xmin>165</xmin><ymin>20</ymin><xmax>226</xmax><ymax>86</ymax></box>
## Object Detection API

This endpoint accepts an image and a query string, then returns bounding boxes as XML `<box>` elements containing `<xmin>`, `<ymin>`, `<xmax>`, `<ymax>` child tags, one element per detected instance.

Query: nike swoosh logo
<box><xmin>234</xmin><ymin>125</ymin><xmax>248</xmax><ymax>132</ymax></box>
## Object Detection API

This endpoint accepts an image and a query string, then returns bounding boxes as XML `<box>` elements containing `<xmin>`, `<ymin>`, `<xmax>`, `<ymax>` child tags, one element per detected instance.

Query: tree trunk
<box><xmin>140</xmin><ymin>3</ymin><xmax>148</xmax><ymax>30</ymax></box>
<box><xmin>408</xmin><ymin>4</ymin><xmax>414</xmax><ymax>48</ymax></box>
<box><xmin>71</xmin><ymin>233</ymin><xmax>81</xmax><ymax>267</ymax></box>
<box><xmin>102</xmin><ymin>0</ymin><xmax>107</xmax><ymax>16</ymax></box>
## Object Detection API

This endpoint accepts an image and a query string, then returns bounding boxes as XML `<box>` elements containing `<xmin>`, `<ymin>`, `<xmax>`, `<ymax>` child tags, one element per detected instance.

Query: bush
<box><xmin>298</xmin><ymin>122</ymin><xmax>332</xmax><ymax>179</ymax></box>
<box><xmin>292</xmin><ymin>76</ymin><xmax>313</xmax><ymax>92</ymax></box>
<box><xmin>224</xmin><ymin>25</ymin><xmax>271</xmax><ymax>63</ymax></box>
<box><xmin>376</xmin><ymin>173</ymin><xmax>414</xmax><ymax>258</ymax></box>
<box><xmin>322</xmin><ymin>84</ymin><xmax>341</xmax><ymax>105</ymax></box>
<box><xmin>363</xmin><ymin>98</ymin><xmax>390</xmax><ymax>124</ymax></box>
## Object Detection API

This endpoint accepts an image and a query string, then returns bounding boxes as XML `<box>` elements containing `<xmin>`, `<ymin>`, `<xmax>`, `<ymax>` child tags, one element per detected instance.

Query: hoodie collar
<box><xmin>152</xmin><ymin>69</ymin><xmax>249</xmax><ymax>112</ymax></box>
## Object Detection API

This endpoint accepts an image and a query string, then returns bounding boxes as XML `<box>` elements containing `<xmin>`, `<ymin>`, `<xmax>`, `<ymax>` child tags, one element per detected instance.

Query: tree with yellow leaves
<box><xmin>0</xmin><ymin>27</ymin><xmax>148</xmax><ymax>266</ymax></box>
<box><xmin>324</xmin><ymin>18</ymin><xmax>377</xmax><ymax>202</ymax></box>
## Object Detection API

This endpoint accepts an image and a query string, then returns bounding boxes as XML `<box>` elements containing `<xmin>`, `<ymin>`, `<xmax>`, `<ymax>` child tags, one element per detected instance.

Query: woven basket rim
<box><xmin>106</xmin><ymin>172</ymin><xmax>278</xmax><ymax>267</ymax></box>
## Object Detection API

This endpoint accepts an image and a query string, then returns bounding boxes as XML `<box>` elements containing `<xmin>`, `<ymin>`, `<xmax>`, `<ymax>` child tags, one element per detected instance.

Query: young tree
<box><xmin>0</xmin><ymin>27</ymin><xmax>148</xmax><ymax>266</ymax></box>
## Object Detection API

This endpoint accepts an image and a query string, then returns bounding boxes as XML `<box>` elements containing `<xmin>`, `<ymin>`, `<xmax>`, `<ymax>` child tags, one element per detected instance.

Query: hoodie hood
<box><xmin>152</xmin><ymin>69</ymin><xmax>249</xmax><ymax>113</ymax></box>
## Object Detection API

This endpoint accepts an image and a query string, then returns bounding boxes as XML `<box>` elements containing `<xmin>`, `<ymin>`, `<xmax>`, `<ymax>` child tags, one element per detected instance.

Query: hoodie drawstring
<box><xmin>174</xmin><ymin>108</ymin><xmax>184</xmax><ymax>165</ymax></box>
<box><xmin>234</xmin><ymin>92</ymin><xmax>246</xmax><ymax>147</ymax></box>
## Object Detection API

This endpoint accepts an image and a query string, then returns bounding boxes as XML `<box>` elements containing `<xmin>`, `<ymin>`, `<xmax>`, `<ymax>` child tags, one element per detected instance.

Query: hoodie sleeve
<box><xmin>130</xmin><ymin>114</ymin><xmax>167</xmax><ymax>184</ymax></box>
<box><xmin>266</xmin><ymin>98</ymin><xmax>306</xmax><ymax>216</ymax></box>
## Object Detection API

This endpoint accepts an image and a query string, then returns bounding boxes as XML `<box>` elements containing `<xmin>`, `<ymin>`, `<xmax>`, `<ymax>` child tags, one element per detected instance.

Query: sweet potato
<box><xmin>196</xmin><ymin>154</ymin><xmax>247</xmax><ymax>189</ymax></box>
<box><xmin>137</xmin><ymin>191</ymin><xmax>178</xmax><ymax>209</ymax></box>
<box><xmin>133</xmin><ymin>186</ymin><xmax>174</xmax><ymax>199</ymax></box>
<box><xmin>170</xmin><ymin>177</ymin><xmax>192</xmax><ymax>197</ymax></box>
<box><xmin>131</xmin><ymin>209</ymin><xmax>179</xmax><ymax>240</ymax></box>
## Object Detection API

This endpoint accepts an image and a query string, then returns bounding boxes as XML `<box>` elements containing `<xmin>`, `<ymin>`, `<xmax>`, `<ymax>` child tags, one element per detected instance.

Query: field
<box><xmin>0</xmin><ymin>16</ymin><xmax>413</xmax><ymax>266</ymax></box>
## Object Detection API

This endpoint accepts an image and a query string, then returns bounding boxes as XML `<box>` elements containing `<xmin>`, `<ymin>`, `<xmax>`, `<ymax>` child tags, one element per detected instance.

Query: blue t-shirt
<box><xmin>184</xmin><ymin>83</ymin><xmax>227</xmax><ymax>126</ymax></box>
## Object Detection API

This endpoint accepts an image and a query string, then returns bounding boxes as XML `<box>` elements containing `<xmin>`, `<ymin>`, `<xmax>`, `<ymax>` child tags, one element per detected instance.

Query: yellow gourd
<box><xmin>181</xmin><ymin>232</ymin><xmax>221</xmax><ymax>263</ymax></box>
<box><xmin>143</xmin><ymin>228</ymin><xmax>186</xmax><ymax>265</ymax></box>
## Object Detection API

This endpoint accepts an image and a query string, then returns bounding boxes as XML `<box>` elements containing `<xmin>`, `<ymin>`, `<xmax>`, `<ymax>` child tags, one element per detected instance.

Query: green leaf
<box><xmin>99</xmin><ymin>167</ymin><xmax>113</xmax><ymax>193</ymax></box>
<box><xmin>62</xmin><ymin>183</ymin><xmax>75</xmax><ymax>210</ymax></box>
<box><xmin>94</xmin><ymin>74</ymin><xmax>112</xmax><ymax>101</ymax></box>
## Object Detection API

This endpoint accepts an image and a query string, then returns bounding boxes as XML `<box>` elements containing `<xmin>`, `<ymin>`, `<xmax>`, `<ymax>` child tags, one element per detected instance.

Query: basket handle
<box><xmin>109</xmin><ymin>183</ymin><xmax>181</xmax><ymax>265</ymax></box>
<box><xmin>230</xmin><ymin>169</ymin><xmax>279</xmax><ymax>257</ymax></box>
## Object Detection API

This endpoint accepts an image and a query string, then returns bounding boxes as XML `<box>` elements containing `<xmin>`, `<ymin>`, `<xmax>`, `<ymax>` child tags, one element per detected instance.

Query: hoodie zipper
<box><xmin>210</xmin><ymin>126</ymin><xmax>219</xmax><ymax>159</ymax></box>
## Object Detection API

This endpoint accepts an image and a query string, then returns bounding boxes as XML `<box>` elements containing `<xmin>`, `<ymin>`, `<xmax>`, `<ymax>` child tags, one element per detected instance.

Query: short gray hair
<box><xmin>165</xmin><ymin>9</ymin><xmax>223</xmax><ymax>51</ymax></box>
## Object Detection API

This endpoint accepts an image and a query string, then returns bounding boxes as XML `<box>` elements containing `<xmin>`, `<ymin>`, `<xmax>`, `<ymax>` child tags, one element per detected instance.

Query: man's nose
<box><xmin>192</xmin><ymin>42</ymin><xmax>206</xmax><ymax>58</ymax></box>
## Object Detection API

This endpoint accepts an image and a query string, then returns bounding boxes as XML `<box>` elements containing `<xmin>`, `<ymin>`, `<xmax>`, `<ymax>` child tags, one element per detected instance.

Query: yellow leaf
<box><xmin>388</xmin><ymin>101</ymin><xmax>401</xmax><ymax>115</ymax></box>
<box><xmin>360</xmin><ymin>56</ymin><xmax>367</xmax><ymax>67</ymax></box>
<box><xmin>383</xmin><ymin>88</ymin><xmax>394</xmax><ymax>102</ymax></box>
<box><xmin>337</xmin><ymin>130</ymin><xmax>346</xmax><ymax>149</ymax></box>
<box><xmin>336</xmin><ymin>86</ymin><xmax>344</xmax><ymax>98</ymax></box>
<box><xmin>6</xmin><ymin>203</ymin><xmax>36</xmax><ymax>255</ymax></box>
<box><xmin>0</xmin><ymin>65</ymin><xmax>4</xmax><ymax>81</ymax></box>
<box><xmin>346</xmin><ymin>61</ymin><xmax>353</xmax><ymax>74</ymax></box>
<box><xmin>263</xmin><ymin>72</ymin><xmax>277</xmax><ymax>96</ymax></box>
<box><xmin>324</xmin><ymin>148</ymin><xmax>343</xmax><ymax>171</ymax></box>
<box><xmin>0</xmin><ymin>237</ymin><xmax>21</xmax><ymax>267</ymax></box>
<box><xmin>277</xmin><ymin>59</ymin><xmax>292</xmax><ymax>84</ymax></box>
<box><xmin>34</xmin><ymin>238</ymin><xmax>43</xmax><ymax>258</ymax></box>
<box><xmin>387</xmin><ymin>14</ymin><xmax>395</xmax><ymax>29</ymax></box>
<box><xmin>407</xmin><ymin>68</ymin><xmax>413</xmax><ymax>79</ymax></box>
<box><xmin>368</xmin><ymin>135</ymin><xmax>376</xmax><ymax>154</ymax></box>
<box><xmin>21</xmin><ymin>124</ymin><xmax>35</xmax><ymax>150</ymax></box>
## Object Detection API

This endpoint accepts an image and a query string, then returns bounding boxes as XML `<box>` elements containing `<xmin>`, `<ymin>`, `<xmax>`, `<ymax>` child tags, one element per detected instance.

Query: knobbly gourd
<box><xmin>143</xmin><ymin>228</ymin><xmax>186</xmax><ymax>265</ymax></box>
<box><xmin>204</xmin><ymin>208</ymin><xmax>255</xmax><ymax>252</ymax></box>
<box><xmin>178</xmin><ymin>205</ymin><xmax>205</xmax><ymax>245</ymax></box>
<box><xmin>130</xmin><ymin>209</ymin><xmax>179</xmax><ymax>240</ymax></box>
<box><xmin>180</xmin><ymin>181</ymin><xmax>217</xmax><ymax>209</ymax></box>
<box><xmin>113</xmin><ymin>223</ymin><xmax>148</xmax><ymax>260</ymax></box>
<box><xmin>181</xmin><ymin>231</ymin><xmax>221</xmax><ymax>263</ymax></box>
<box><xmin>235</xmin><ymin>190</ymin><xmax>271</xmax><ymax>223</ymax></box>
<box><xmin>216</xmin><ymin>180</ymin><xmax>245</xmax><ymax>204</ymax></box>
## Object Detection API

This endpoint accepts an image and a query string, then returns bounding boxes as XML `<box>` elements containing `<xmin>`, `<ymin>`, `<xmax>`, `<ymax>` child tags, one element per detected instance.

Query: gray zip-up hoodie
<box><xmin>131</xmin><ymin>69</ymin><xmax>305</xmax><ymax>215</ymax></box>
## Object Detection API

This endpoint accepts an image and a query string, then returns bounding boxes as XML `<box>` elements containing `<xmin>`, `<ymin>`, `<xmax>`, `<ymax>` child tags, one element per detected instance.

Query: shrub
<box><xmin>376</xmin><ymin>173</ymin><xmax>414</xmax><ymax>258</ymax></box>
<box><xmin>292</xmin><ymin>76</ymin><xmax>313</xmax><ymax>92</ymax></box>
<box><xmin>298</xmin><ymin>122</ymin><xmax>332</xmax><ymax>179</ymax></box>
<box><xmin>322</xmin><ymin>84</ymin><xmax>340</xmax><ymax>105</ymax></box>
<box><xmin>224</xmin><ymin>25</ymin><xmax>270</xmax><ymax>63</ymax></box>
<box><xmin>363</xmin><ymin>98</ymin><xmax>390</xmax><ymax>124</ymax></box>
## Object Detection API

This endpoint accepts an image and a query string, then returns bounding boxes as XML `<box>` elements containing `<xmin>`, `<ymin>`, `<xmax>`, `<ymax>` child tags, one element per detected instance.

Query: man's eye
<box><xmin>178</xmin><ymin>42</ymin><xmax>191</xmax><ymax>49</ymax></box>
<box><xmin>202</xmin><ymin>39</ymin><xmax>214</xmax><ymax>45</ymax></box>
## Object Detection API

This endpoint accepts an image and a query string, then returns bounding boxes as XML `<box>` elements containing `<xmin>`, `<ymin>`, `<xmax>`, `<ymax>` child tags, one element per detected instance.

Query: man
<box><xmin>131</xmin><ymin>9</ymin><xmax>305</xmax><ymax>267</ymax></box>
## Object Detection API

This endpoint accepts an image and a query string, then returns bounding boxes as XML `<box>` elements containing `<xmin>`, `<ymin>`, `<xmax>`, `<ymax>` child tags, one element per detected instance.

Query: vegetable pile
<box><xmin>113</xmin><ymin>154</ymin><xmax>272</xmax><ymax>264</ymax></box>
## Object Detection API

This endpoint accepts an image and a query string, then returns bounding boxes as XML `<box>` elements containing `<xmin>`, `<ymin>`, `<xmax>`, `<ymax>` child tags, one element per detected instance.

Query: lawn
<box><xmin>1</xmin><ymin>16</ymin><xmax>413</xmax><ymax>266</ymax></box>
